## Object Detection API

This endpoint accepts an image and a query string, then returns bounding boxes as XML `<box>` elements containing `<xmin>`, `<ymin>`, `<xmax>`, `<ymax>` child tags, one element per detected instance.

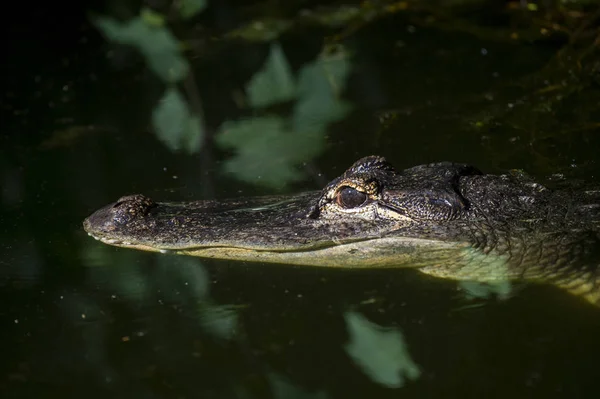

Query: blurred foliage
<box><xmin>246</xmin><ymin>43</ymin><xmax>297</xmax><ymax>108</ymax></box>
<box><xmin>92</xmin><ymin>8</ymin><xmax>192</xmax><ymax>83</ymax></box>
<box><xmin>217</xmin><ymin>46</ymin><xmax>352</xmax><ymax>188</ymax></box>
<box><xmin>82</xmin><ymin>243</ymin><xmax>240</xmax><ymax>341</ymax></box>
<box><xmin>152</xmin><ymin>86</ymin><xmax>204</xmax><ymax>153</ymax></box>
<box><xmin>217</xmin><ymin>116</ymin><xmax>325</xmax><ymax>186</ymax></box>
<box><xmin>93</xmin><ymin>6</ymin><xmax>207</xmax><ymax>153</ymax></box>
<box><xmin>91</xmin><ymin>5</ymin><xmax>356</xmax><ymax>185</ymax></box>
<box><xmin>92</xmin><ymin>0</ymin><xmax>597</xmax><ymax>186</ymax></box>
<box><xmin>90</xmin><ymin>0</ymin><xmax>599</xmax><ymax>185</ymax></box>
<box><xmin>344</xmin><ymin>311</ymin><xmax>421</xmax><ymax>388</ymax></box>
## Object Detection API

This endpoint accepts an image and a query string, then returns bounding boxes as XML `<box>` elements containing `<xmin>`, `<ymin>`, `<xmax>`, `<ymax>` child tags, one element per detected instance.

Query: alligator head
<box><xmin>83</xmin><ymin>156</ymin><xmax>600</xmax><ymax>306</ymax></box>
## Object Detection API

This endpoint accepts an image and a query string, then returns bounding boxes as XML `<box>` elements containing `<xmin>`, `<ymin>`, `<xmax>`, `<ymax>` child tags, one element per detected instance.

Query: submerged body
<box><xmin>84</xmin><ymin>156</ymin><xmax>600</xmax><ymax>306</ymax></box>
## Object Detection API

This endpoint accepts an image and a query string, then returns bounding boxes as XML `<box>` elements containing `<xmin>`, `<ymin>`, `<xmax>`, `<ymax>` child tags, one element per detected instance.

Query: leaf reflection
<box><xmin>81</xmin><ymin>243</ymin><xmax>240</xmax><ymax>341</ymax></box>
<box><xmin>217</xmin><ymin>46</ymin><xmax>352</xmax><ymax>188</ymax></box>
<box><xmin>343</xmin><ymin>311</ymin><xmax>421</xmax><ymax>388</ymax></box>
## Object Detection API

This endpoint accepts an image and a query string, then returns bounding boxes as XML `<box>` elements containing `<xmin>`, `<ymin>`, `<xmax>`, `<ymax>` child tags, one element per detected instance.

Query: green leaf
<box><xmin>344</xmin><ymin>311</ymin><xmax>421</xmax><ymax>388</ymax></box>
<box><xmin>293</xmin><ymin>50</ymin><xmax>352</xmax><ymax>134</ymax></box>
<box><xmin>216</xmin><ymin>47</ymin><xmax>353</xmax><ymax>188</ymax></box>
<box><xmin>178</xmin><ymin>0</ymin><xmax>208</xmax><ymax>19</ymax></box>
<box><xmin>246</xmin><ymin>43</ymin><xmax>297</xmax><ymax>108</ymax></box>
<box><xmin>152</xmin><ymin>87</ymin><xmax>204</xmax><ymax>153</ymax></box>
<box><xmin>92</xmin><ymin>12</ymin><xmax>189</xmax><ymax>82</ymax></box>
<box><xmin>216</xmin><ymin>116</ymin><xmax>323</xmax><ymax>187</ymax></box>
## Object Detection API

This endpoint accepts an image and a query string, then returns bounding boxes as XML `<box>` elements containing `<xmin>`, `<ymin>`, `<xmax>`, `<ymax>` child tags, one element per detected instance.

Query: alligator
<box><xmin>83</xmin><ymin>156</ymin><xmax>600</xmax><ymax>306</ymax></box>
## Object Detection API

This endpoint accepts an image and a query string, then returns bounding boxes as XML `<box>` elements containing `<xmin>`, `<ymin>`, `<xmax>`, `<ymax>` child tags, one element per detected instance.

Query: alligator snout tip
<box><xmin>83</xmin><ymin>194</ymin><xmax>156</xmax><ymax>235</ymax></box>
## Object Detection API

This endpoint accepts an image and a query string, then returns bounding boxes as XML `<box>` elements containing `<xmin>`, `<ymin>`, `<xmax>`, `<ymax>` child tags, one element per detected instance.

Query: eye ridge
<box><xmin>336</xmin><ymin>186</ymin><xmax>368</xmax><ymax>209</ymax></box>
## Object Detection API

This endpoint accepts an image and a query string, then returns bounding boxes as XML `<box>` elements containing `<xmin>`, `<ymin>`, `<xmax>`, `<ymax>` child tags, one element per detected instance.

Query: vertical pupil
<box><xmin>337</xmin><ymin>187</ymin><xmax>367</xmax><ymax>208</ymax></box>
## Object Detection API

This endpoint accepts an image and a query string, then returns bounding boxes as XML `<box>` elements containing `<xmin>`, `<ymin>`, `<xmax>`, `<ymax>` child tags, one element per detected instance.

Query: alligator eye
<box><xmin>336</xmin><ymin>186</ymin><xmax>367</xmax><ymax>209</ymax></box>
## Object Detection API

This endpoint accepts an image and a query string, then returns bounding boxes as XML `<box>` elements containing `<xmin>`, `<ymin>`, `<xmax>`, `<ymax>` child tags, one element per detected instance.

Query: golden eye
<box><xmin>336</xmin><ymin>186</ymin><xmax>368</xmax><ymax>209</ymax></box>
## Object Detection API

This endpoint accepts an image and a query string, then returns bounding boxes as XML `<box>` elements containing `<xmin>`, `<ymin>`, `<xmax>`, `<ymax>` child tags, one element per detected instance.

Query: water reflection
<box><xmin>344</xmin><ymin>311</ymin><xmax>421</xmax><ymax>388</ymax></box>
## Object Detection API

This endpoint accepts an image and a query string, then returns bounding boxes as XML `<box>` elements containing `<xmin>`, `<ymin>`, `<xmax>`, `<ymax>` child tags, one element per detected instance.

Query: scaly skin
<box><xmin>83</xmin><ymin>156</ymin><xmax>600</xmax><ymax>306</ymax></box>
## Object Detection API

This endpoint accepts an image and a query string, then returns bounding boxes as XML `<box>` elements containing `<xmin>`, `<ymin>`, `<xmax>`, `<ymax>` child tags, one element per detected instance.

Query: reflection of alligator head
<box><xmin>84</xmin><ymin>156</ymin><xmax>600</xmax><ymax>306</ymax></box>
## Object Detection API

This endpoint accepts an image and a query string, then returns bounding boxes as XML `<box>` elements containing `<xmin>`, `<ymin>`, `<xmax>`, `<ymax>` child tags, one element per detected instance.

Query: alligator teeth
<box><xmin>104</xmin><ymin>239</ymin><xmax>121</xmax><ymax>244</ymax></box>
<box><xmin>159</xmin><ymin>249</ymin><xmax>170</xmax><ymax>254</ymax></box>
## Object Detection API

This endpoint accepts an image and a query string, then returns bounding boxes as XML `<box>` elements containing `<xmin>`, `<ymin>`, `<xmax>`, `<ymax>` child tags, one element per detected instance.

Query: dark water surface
<box><xmin>2</xmin><ymin>2</ymin><xmax>600</xmax><ymax>398</ymax></box>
